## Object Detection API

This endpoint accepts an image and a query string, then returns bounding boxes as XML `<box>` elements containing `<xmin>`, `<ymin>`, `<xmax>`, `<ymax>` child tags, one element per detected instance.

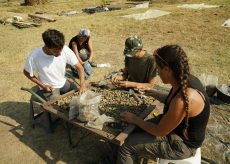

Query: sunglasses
<box><xmin>153</xmin><ymin>49</ymin><xmax>169</xmax><ymax>66</ymax></box>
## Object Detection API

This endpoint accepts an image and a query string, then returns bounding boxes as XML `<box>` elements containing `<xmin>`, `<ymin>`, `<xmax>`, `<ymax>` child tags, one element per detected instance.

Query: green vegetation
<box><xmin>0</xmin><ymin>0</ymin><xmax>229</xmax><ymax>95</ymax></box>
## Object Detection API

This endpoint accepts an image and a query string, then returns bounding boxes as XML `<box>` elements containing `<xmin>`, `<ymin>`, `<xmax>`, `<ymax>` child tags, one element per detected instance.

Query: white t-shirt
<box><xmin>24</xmin><ymin>45</ymin><xmax>78</xmax><ymax>88</ymax></box>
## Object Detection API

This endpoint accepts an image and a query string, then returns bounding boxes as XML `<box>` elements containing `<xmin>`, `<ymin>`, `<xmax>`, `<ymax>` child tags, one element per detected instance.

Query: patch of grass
<box><xmin>0</xmin><ymin>0</ymin><xmax>230</xmax><ymax>96</ymax></box>
<box><xmin>0</xmin><ymin>1</ymin><xmax>229</xmax><ymax>163</ymax></box>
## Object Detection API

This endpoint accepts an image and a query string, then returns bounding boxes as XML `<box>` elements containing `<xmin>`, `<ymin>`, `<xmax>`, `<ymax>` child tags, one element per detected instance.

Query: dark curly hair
<box><xmin>42</xmin><ymin>29</ymin><xmax>65</xmax><ymax>49</ymax></box>
<box><xmin>155</xmin><ymin>44</ymin><xmax>190</xmax><ymax>139</ymax></box>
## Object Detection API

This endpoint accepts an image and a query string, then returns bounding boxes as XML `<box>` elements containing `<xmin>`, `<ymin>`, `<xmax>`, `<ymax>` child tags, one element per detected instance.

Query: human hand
<box><xmin>89</xmin><ymin>57</ymin><xmax>93</xmax><ymax>63</ymax></box>
<box><xmin>111</xmin><ymin>75</ymin><xmax>124</xmax><ymax>85</ymax></box>
<box><xmin>117</xmin><ymin>81</ymin><xmax>130</xmax><ymax>88</ymax></box>
<box><xmin>80</xmin><ymin>61</ymin><xmax>85</xmax><ymax>65</ymax></box>
<box><xmin>43</xmin><ymin>85</ymin><xmax>53</xmax><ymax>92</ymax></box>
<box><xmin>136</xmin><ymin>86</ymin><xmax>151</xmax><ymax>94</ymax></box>
<box><xmin>79</xmin><ymin>82</ymin><xmax>87</xmax><ymax>94</ymax></box>
<box><xmin>120</xmin><ymin>111</ymin><xmax>138</xmax><ymax>124</ymax></box>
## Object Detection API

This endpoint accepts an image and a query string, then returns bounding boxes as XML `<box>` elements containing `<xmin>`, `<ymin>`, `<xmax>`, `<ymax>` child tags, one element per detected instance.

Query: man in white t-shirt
<box><xmin>23</xmin><ymin>29</ymin><xmax>86</xmax><ymax>100</ymax></box>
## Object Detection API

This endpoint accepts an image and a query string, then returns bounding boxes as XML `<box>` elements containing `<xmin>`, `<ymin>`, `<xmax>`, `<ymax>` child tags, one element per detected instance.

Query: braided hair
<box><xmin>155</xmin><ymin>45</ymin><xmax>190</xmax><ymax>139</ymax></box>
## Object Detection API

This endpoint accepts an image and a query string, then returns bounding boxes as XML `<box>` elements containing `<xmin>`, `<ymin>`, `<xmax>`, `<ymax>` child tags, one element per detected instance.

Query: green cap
<box><xmin>124</xmin><ymin>35</ymin><xmax>143</xmax><ymax>57</ymax></box>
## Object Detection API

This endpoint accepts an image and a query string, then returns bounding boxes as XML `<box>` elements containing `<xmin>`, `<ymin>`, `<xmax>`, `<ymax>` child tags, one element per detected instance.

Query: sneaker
<box><xmin>90</xmin><ymin>61</ymin><xmax>97</xmax><ymax>67</ymax></box>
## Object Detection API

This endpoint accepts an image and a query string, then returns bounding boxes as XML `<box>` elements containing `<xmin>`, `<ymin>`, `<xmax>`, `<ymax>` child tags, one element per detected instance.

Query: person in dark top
<box><xmin>69</xmin><ymin>28</ymin><xmax>96</xmax><ymax>80</ymax></box>
<box><xmin>116</xmin><ymin>44</ymin><xmax>210</xmax><ymax>163</ymax></box>
<box><xmin>112</xmin><ymin>35</ymin><xmax>157</xmax><ymax>90</ymax></box>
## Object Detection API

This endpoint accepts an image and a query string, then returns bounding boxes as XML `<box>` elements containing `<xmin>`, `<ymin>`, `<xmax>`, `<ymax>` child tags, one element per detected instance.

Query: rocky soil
<box><xmin>56</xmin><ymin>88</ymin><xmax>156</xmax><ymax>134</ymax></box>
<box><xmin>201</xmin><ymin>103</ymin><xmax>230</xmax><ymax>164</ymax></box>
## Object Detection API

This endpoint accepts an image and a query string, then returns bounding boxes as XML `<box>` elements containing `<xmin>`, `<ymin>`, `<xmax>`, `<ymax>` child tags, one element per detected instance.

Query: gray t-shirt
<box><xmin>125</xmin><ymin>51</ymin><xmax>157</xmax><ymax>83</ymax></box>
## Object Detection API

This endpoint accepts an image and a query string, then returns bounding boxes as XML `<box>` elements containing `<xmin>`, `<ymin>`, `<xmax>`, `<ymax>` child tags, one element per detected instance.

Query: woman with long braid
<box><xmin>116</xmin><ymin>45</ymin><xmax>210</xmax><ymax>163</ymax></box>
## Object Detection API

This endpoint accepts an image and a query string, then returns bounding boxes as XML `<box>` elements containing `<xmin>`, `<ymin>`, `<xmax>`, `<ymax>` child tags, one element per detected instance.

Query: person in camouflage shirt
<box><xmin>112</xmin><ymin>35</ymin><xmax>157</xmax><ymax>90</ymax></box>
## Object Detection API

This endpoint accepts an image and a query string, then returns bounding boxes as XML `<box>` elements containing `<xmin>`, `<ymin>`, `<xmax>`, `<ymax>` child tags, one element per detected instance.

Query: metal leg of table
<box><xmin>43</xmin><ymin>111</ymin><xmax>53</xmax><ymax>133</ymax></box>
<box><xmin>64</xmin><ymin>122</ymin><xmax>91</xmax><ymax>148</ymax></box>
<box><xmin>29</xmin><ymin>100</ymin><xmax>44</xmax><ymax>128</ymax></box>
<box><xmin>64</xmin><ymin>122</ymin><xmax>73</xmax><ymax>146</ymax></box>
<box><xmin>29</xmin><ymin>100</ymin><xmax>60</xmax><ymax>133</ymax></box>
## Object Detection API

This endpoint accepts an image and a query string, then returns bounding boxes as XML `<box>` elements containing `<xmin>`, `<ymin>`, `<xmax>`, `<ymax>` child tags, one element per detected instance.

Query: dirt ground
<box><xmin>0</xmin><ymin>0</ymin><xmax>230</xmax><ymax>164</ymax></box>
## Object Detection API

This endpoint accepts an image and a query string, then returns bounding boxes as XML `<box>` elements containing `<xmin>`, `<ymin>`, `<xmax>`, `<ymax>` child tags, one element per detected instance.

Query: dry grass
<box><xmin>0</xmin><ymin>0</ymin><xmax>230</xmax><ymax>163</ymax></box>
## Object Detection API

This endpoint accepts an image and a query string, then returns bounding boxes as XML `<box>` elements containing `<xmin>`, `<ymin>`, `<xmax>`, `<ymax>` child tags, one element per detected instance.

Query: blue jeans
<box><xmin>71</xmin><ymin>60</ymin><xmax>92</xmax><ymax>80</ymax></box>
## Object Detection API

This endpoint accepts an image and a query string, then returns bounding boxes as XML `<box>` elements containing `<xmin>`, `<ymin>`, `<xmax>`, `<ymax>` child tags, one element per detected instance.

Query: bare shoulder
<box><xmin>186</xmin><ymin>88</ymin><xmax>205</xmax><ymax>117</ymax></box>
<box><xmin>171</xmin><ymin>88</ymin><xmax>205</xmax><ymax>117</ymax></box>
<box><xmin>72</xmin><ymin>41</ymin><xmax>77</xmax><ymax>46</ymax></box>
<box><xmin>186</xmin><ymin>88</ymin><xmax>204</xmax><ymax>103</ymax></box>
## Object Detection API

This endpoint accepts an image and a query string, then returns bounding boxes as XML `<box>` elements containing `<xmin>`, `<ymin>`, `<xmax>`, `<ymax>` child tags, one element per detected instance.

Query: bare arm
<box><xmin>74</xmin><ymin>62</ymin><xmax>86</xmax><ymax>94</ymax></box>
<box><xmin>88</xmin><ymin>38</ymin><xmax>94</xmax><ymax>62</ymax></box>
<box><xmin>111</xmin><ymin>67</ymin><xmax>128</xmax><ymax>84</ymax></box>
<box><xmin>121</xmin><ymin>88</ymin><xmax>205</xmax><ymax>136</ymax></box>
<box><xmin>120</xmin><ymin>95</ymin><xmax>186</xmax><ymax>136</ymax></box>
<box><xmin>117</xmin><ymin>76</ymin><xmax>156</xmax><ymax>90</ymax></box>
<box><xmin>72</xmin><ymin>41</ymin><xmax>84</xmax><ymax>65</ymax></box>
<box><xmin>23</xmin><ymin>69</ymin><xmax>52</xmax><ymax>92</ymax></box>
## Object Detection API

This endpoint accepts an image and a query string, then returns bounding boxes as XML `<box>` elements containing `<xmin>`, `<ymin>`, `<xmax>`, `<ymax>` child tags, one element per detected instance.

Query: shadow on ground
<box><xmin>1</xmin><ymin>97</ymin><xmax>228</xmax><ymax>163</ymax></box>
<box><xmin>0</xmin><ymin>101</ymin><xmax>112</xmax><ymax>164</ymax></box>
